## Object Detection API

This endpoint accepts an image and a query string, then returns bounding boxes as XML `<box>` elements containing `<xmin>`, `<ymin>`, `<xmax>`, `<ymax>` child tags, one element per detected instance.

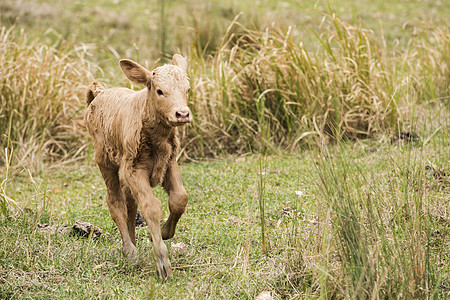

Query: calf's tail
<box><xmin>86</xmin><ymin>81</ymin><xmax>105</xmax><ymax>106</ymax></box>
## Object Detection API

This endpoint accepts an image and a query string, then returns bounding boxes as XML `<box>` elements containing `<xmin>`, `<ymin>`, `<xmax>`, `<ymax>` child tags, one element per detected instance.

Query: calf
<box><xmin>85</xmin><ymin>54</ymin><xmax>191</xmax><ymax>279</ymax></box>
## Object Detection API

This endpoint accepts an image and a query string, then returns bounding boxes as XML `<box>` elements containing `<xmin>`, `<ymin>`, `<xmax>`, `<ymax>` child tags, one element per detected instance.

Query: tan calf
<box><xmin>85</xmin><ymin>54</ymin><xmax>191</xmax><ymax>279</ymax></box>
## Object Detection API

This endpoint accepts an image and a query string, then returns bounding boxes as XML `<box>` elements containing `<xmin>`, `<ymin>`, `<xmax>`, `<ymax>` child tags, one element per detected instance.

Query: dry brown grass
<box><xmin>0</xmin><ymin>26</ymin><xmax>94</xmax><ymax>171</ymax></box>
<box><xmin>187</xmin><ymin>15</ymin><xmax>393</xmax><ymax>157</ymax></box>
<box><xmin>185</xmin><ymin>15</ymin><xmax>449</xmax><ymax>158</ymax></box>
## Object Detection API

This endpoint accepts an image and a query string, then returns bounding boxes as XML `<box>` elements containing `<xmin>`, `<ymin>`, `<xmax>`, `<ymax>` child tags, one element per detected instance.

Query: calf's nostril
<box><xmin>176</xmin><ymin>111</ymin><xmax>189</xmax><ymax>119</ymax></box>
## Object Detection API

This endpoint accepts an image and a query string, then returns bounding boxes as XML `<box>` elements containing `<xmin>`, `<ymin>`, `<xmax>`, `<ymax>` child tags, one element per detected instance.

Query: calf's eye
<box><xmin>157</xmin><ymin>89</ymin><xmax>164</xmax><ymax>96</ymax></box>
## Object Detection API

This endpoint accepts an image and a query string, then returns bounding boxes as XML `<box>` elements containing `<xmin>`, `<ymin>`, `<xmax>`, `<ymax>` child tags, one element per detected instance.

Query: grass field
<box><xmin>1</xmin><ymin>132</ymin><xmax>449</xmax><ymax>298</ymax></box>
<box><xmin>1</xmin><ymin>0</ymin><xmax>449</xmax><ymax>298</ymax></box>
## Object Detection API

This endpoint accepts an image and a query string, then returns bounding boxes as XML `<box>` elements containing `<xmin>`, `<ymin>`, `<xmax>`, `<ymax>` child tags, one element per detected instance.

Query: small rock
<box><xmin>171</xmin><ymin>242</ymin><xmax>186</xmax><ymax>251</ymax></box>
<box><xmin>236</xmin><ymin>156</ymin><xmax>246</xmax><ymax>162</ymax></box>
<box><xmin>72</xmin><ymin>220</ymin><xmax>103</xmax><ymax>238</ymax></box>
<box><xmin>295</xmin><ymin>190</ymin><xmax>304</xmax><ymax>197</ymax></box>
<box><xmin>391</xmin><ymin>131</ymin><xmax>419</xmax><ymax>145</ymax></box>
<box><xmin>255</xmin><ymin>291</ymin><xmax>273</xmax><ymax>300</ymax></box>
<box><xmin>170</xmin><ymin>242</ymin><xmax>187</xmax><ymax>257</ymax></box>
<box><xmin>229</xmin><ymin>216</ymin><xmax>243</xmax><ymax>225</ymax></box>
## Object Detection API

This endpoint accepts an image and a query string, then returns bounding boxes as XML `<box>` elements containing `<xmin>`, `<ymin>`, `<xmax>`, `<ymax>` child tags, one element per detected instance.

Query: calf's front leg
<box><xmin>121</xmin><ymin>164</ymin><xmax>171</xmax><ymax>279</ymax></box>
<box><xmin>162</xmin><ymin>161</ymin><xmax>188</xmax><ymax>240</ymax></box>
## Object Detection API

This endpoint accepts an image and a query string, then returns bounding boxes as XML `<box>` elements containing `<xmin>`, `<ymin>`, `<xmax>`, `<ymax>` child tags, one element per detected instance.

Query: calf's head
<box><xmin>119</xmin><ymin>54</ymin><xmax>191</xmax><ymax>127</ymax></box>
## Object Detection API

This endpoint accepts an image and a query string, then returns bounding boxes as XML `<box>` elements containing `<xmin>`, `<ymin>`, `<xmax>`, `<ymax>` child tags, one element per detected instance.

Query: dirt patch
<box><xmin>36</xmin><ymin>220</ymin><xmax>103</xmax><ymax>238</ymax></box>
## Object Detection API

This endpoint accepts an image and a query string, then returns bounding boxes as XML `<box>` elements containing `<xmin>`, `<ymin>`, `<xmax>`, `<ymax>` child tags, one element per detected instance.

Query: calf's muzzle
<box><xmin>174</xmin><ymin>108</ymin><xmax>191</xmax><ymax>124</ymax></box>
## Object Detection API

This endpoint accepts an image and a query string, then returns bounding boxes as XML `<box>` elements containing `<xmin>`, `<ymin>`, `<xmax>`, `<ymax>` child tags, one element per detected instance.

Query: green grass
<box><xmin>1</xmin><ymin>113</ymin><xmax>448</xmax><ymax>297</ymax></box>
<box><xmin>0</xmin><ymin>156</ymin><xmax>314</xmax><ymax>298</ymax></box>
<box><xmin>3</xmin><ymin>0</ymin><xmax>450</xmax><ymax>60</ymax></box>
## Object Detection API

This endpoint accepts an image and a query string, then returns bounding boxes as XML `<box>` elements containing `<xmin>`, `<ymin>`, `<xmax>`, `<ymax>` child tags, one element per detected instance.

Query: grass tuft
<box><xmin>187</xmin><ymin>14</ymin><xmax>449</xmax><ymax>157</ymax></box>
<box><xmin>0</xmin><ymin>26</ymin><xmax>94</xmax><ymax>173</ymax></box>
<box><xmin>314</xmin><ymin>125</ymin><xmax>449</xmax><ymax>298</ymax></box>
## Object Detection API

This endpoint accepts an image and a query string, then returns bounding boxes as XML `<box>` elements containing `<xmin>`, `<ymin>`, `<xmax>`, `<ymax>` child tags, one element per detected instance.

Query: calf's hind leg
<box><xmin>123</xmin><ymin>186</ymin><xmax>138</xmax><ymax>245</ymax></box>
<box><xmin>99</xmin><ymin>166</ymin><xmax>138</xmax><ymax>260</ymax></box>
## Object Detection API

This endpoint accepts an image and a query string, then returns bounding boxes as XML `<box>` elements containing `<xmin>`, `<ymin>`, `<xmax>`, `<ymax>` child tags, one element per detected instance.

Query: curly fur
<box><xmin>84</xmin><ymin>54</ymin><xmax>191</xmax><ymax>280</ymax></box>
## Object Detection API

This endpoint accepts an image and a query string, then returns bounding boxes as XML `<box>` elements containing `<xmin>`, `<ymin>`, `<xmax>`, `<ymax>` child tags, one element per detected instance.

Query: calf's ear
<box><xmin>172</xmin><ymin>54</ymin><xmax>188</xmax><ymax>73</ymax></box>
<box><xmin>119</xmin><ymin>59</ymin><xmax>152</xmax><ymax>86</ymax></box>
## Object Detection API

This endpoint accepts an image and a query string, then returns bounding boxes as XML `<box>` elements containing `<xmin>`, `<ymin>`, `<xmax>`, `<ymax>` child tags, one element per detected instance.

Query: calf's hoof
<box><xmin>154</xmin><ymin>242</ymin><xmax>172</xmax><ymax>280</ymax></box>
<box><xmin>123</xmin><ymin>244</ymin><xmax>139</xmax><ymax>263</ymax></box>
<box><xmin>161</xmin><ymin>226</ymin><xmax>175</xmax><ymax>240</ymax></box>
<box><xmin>156</xmin><ymin>256</ymin><xmax>172</xmax><ymax>280</ymax></box>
